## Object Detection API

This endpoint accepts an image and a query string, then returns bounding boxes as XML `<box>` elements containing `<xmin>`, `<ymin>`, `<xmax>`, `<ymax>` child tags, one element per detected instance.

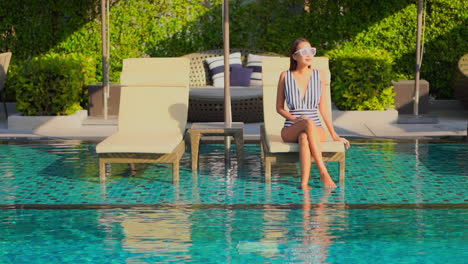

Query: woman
<box><xmin>276</xmin><ymin>38</ymin><xmax>350</xmax><ymax>189</ymax></box>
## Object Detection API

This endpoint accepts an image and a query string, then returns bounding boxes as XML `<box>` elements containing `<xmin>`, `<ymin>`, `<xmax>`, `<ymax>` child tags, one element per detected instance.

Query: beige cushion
<box><xmin>118</xmin><ymin>86</ymin><xmax>188</xmax><ymax>135</ymax></box>
<box><xmin>96</xmin><ymin>132</ymin><xmax>182</xmax><ymax>154</ymax></box>
<box><xmin>264</xmin><ymin>129</ymin><xmax>345</xmax><ymax>153</ymax></box>
<box><xmin>120</xmin><ymin>58</ymin><xmax>190</xmax><ymax>87</ymax></box>
<box><xmin>262</xmin><ymin>57</ymin><xmax>345</xmax><ymax>153</ymax></box>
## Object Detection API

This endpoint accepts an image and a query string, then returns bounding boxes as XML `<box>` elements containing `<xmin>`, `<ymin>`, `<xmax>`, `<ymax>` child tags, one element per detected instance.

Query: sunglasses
<box><xmin>294</xmin><ymin>47</ymin><xmax>317</xmax><ymax>57</ymax></box>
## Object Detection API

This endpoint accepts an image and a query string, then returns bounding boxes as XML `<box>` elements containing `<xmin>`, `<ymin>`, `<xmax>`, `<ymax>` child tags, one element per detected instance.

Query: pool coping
<box><xmin>0</xmin><ymin>136</ymin><xmax>466</xmax><ymax>145</ymax></box>
<box><xmin>1</xmin><ymin>203</ymin><xmax>467</xmax><ymax>210</ymax></box>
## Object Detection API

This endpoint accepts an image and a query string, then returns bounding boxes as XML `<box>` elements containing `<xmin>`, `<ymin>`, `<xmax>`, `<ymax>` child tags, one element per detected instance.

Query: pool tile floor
<box><xmin>0</xmin><ymin>142</ymin><xmax>467</xmax><ymax>206</ymax></box>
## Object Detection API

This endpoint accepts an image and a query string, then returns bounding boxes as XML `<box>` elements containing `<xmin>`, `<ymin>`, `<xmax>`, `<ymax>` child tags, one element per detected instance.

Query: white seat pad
<box><xmin>96</xmin><ymin>132</ymin><xmax>182</xmax><ymax>154</ymax></box>
<box><xmin>265</xmin><ymin>130</ymin><xmax>345</xmax><ymax>153</ymax></box>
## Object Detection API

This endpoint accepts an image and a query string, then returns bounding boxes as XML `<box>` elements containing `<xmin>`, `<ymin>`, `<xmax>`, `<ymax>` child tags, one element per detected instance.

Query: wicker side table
<box><xmin>187</xmin><ymin>122</ymin><xmax>244</xmax><ymax>172</ymax></box>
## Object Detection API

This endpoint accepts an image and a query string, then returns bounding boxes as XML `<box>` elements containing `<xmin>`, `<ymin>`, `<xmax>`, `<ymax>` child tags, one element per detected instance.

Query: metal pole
<box><xmin>101</xmin><ymin>0</ymin><xmax>109</xmax><ymax>120</ymax></box>
<box><xmin>413</xmin><ymin>0</ymin><xmax>423</xmax><ymax>116</ymax></box>
<box><xmin>223</xmin><ymin>0</ymin><xmax>232</xmax><ymax>159</ymax></box>
<box><xmin>107</xmin><ymin>0</ymin><xmax>111</xmax><ymax>97</ymax></box>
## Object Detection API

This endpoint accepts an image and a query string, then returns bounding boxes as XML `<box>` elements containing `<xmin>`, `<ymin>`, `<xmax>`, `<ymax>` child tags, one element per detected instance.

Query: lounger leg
<box><xmin>172</xmin><ymin>161</ymin><xmax>180</xmax><ymax>184</ymax></box>
<box><xmin>190</xmin><ymin>132</ymin><xmax>201</xmax><ymax>172</ymax></box>
<box><xmin>339</xmin><ymin>159</ymin><xmax>346</xmax><ymax>183</ymax></box>
<box><xmin>260</xmin><ymin>143</ymin><xmax>265</xmax><ymax>161</ymax></box>
<box><xmin>99</xmin><ymin>159</ymin><xmax>107</xmax><ymax>183</ymax></box>
<box><xmin>265</xmin><ymin>157</ymin><xmax>272</xmax><ymax>183</ymax></box>
<box><xmin>234</xmin><ymin>131</ymin><xmax>244</xmax><ymax>169</ymax></box>
<box><xmin>129</xmin><ymin>163</ymin><xmax>137</xmax><ymax>175</ymax></box>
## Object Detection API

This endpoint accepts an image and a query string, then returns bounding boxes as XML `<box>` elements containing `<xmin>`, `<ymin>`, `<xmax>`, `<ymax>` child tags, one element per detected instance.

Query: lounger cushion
<box><xmin>264</xmin><ymin>130</ymin><xmax>346</xmax><ymax>153</ymax></box>
<box><xmin>96</xmin><ymin>132</ymin><xmax>183</xmax><ymax>154</ymax></box>
<box><xmin>205</xmin><ymin>52</ymin><xmax>242</xmax><ymax>87</ymax></box>
<box><xmin>230</xmin><ymin>66</ymin><xmax>253</xmax><ymax>86</ymax></box>
<box><xmin>120</xmin><ymin>58</ymin><xmax>189</xmax><ymax>87</ymax></box>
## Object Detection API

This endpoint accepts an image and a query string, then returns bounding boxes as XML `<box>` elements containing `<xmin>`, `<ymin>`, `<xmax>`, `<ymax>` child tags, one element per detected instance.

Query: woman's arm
<box><xmin>276</xmin><ymin>71</ymin><xmax>298</xmax><ymax>121</ymax></box>
<box><xmin>318</xmin><ymin>69</ymin><xmax>350</xmax><ymax>148</ymax></box>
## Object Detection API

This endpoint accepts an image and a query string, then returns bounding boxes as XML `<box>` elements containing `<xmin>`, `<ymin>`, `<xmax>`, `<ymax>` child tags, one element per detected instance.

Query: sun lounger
<box><xmin>96</xmin><ymin>58</ymin><xmax>190</xmax><ymax>183</ymax></box>
<box><xmin>0</xmin><ymin>52</ymin><xmax>12</xmax><ymax>119</ymax></box>
<box><xmin>260</xmin><ymin>57</ymin><xmax>346</xmax><ymax>182</ymax></box>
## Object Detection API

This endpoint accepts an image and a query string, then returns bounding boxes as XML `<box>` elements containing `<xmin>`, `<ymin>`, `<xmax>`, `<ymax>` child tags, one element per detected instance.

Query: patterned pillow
<box><xmin>205</xmin><ymin>52</ymin><xmax>242</xmax><ymax>87</ymax></box>
<box><xmin>246</xmin><ymin>54</ymin><xmax>265</xmax><ymax>87</ymax></box>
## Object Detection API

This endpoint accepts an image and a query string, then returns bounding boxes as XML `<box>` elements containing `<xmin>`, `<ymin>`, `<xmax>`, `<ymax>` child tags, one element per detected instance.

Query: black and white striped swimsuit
<box><xmin>283</xmin><ymin>69</ymin><xmax>322</xmax><ymax>127</ymax></box>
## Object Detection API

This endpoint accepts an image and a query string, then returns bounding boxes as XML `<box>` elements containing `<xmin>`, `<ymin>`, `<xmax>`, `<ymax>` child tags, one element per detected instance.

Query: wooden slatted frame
<box><xmin>260</xmin><ymin>126</ymin><xmax>346</xmax><ymax>184</ymax></box>
<box><xmin>98</xmin><ymin>140</ymin><xmax>186</xmax><ymax>183</ymax></box>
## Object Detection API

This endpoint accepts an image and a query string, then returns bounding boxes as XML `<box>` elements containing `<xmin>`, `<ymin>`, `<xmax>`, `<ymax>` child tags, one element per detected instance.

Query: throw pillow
<box><xmin>230</xmin><ymin>67</ymin><xmax>253</xmax><ymax>87</ymax></box>
<box><xmin>205</xmin><ymin>52</ymin><xmax>242</xmax><ymax>87</ymax></box>
<box><xmin>246</xmin><ymin>54</ymin><xmax>265</xmax><ymax>87</ymax></box>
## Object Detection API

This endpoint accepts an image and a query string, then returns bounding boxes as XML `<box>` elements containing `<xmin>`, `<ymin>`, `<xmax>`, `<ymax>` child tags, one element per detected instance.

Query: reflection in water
<box><xmin>1</xmin><ymin>206</ymin><xmax>466</xmax><ymax>263</ymax></box>
<box><xmin>292</xmin><ymin>189</ymin><xmax>335</xmax><ymax>264</ymax></box>
<box><xmin>239</xmin><ymin>188</ymin><xmax>347</xmax><ymax>263</ymax></box>
<box><xmin>99</xmin><ymin>209</ymin><xmax>194</xmax><ymax>262</ymax></box>
<box><xmin>122</xmin><ymin>211</ymin><xmax>191</xmax><ymax>257</ymax></box>
<box><xmin>96</xmin><ymin>185</ymin><xmax>348</xmax><ymax>263</ymax></box>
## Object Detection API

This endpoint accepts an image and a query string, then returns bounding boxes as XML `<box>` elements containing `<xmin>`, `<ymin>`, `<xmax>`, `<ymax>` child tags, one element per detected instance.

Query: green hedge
<box><xmin>350</xmin><ymin>0</ymin><xmax>467</xmax><ymax>99</ymax></box>
<box><xmin>326</xmin><ymin>46</ymin><xmax>395</xmax><ymax>110</ymax></box>
<box><xmin>10</xmin><ymin>53</ymin><xmax>96</xmax><ymax>116</ymax></box>
<box><xmin>0</xmin><ymin>0</ymin><xmax>466</xmax><ymax>107</ymax></box>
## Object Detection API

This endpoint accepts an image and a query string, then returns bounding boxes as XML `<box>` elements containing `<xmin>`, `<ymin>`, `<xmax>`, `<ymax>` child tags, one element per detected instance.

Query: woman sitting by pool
<box><xmin>276</xmin><ymin>38</ymin><xmax>350</xmax><ymax>189</ymax></box>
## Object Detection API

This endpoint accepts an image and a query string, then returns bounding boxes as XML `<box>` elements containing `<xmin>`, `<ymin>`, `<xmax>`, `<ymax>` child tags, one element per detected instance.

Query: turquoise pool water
<box><xmin>0</xmin><ymin>141</ymin><xmax>467</xmax><ymax>263</ymax></box>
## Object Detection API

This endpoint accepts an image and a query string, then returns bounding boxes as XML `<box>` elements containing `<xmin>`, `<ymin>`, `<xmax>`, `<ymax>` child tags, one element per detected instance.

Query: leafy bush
<box><xmin>0</xmin><ymin>0</ymin><xmax>465</xmax><ymax>100</ymax></box>
<box><xmin>349</xmin><ymin>0</ymin><xmax>467</xmax><ymax>99</ymax></box>
<box><xmin>10</xmin><ymin>53</ymin><xmax>96</xmax><ymax>116</ymax></box>
<box><xmin>326</xmin><ymin>46</ymin><xmax>395</xmax><ymax>110</ymax></box>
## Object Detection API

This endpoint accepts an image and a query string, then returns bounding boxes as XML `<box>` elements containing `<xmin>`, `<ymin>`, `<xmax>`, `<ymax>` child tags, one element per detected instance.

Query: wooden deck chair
<box><xmin>96</xmin><ymin>58</ymin><xmax>190</xmax><ymax>183</ymax></box>
<box><xmin>260</xmin><ymin>57</ymin><xmax>346</xmax><ymax>183</ymax></box>
<box><xmin>0</xmin><ymin>52</ymin><xmax>12</xmax><ymax>119</ymax></box>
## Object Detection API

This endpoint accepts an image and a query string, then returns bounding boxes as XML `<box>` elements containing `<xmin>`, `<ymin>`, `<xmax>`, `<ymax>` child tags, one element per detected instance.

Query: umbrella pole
<box><xmin>223</xmin><ymin>0</ymin><xmax>232</xmax><ymax>162</ymax></box>
<box><xmin>413</xmin><ymin>0</ymin><xmax>423</xmax><ymax>116</ymax></box>
<box><xmin>101</xmin><ymin>0</ymin><xmax>110</xmax><ymax>120</ymax></box>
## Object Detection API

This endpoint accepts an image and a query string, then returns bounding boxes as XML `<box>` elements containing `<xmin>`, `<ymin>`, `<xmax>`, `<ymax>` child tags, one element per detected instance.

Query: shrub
<box><xmin>1</xmin><ymin>0</ymin><xmax>465</xmax><ymax>100</ymax></box>
<box><xmin>11</xmin><ymin>53</ymin><xmax>96</xmax><ymax>116</ymax></box>
<box><xmin>349</xmin><ymin>0</ymin><xmax>467</xmax><ymax>99</ymax></box>
<box><xmin>326</xmin><ymin>46</ymin><xmax>395</xmax><ymax>110</ymax></box>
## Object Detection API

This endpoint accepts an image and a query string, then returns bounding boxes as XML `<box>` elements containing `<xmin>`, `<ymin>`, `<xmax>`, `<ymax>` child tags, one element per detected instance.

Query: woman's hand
<box><xmin>333</xmin><ymin>135</ymin><xmax>350</xmax><ymax>149</ymax></box>
<box><xmin>292</xmin><ymin>116</ymin><xmax>307</xmax><ymax>123</ymax></box>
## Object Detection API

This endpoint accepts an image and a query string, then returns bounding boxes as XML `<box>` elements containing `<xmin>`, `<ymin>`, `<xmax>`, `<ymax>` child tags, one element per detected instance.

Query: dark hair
<box><xmin>289</xmin><ymin>38</ymin><xmax>311</xmax><ymax>70</ymax></box>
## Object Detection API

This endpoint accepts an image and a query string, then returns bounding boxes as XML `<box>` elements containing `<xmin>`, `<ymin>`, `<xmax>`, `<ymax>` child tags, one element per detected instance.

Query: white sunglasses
<box><xmin>294</xmin><ymin>47</ymin><xmax>317</xmax><ymax>57</ymax></box>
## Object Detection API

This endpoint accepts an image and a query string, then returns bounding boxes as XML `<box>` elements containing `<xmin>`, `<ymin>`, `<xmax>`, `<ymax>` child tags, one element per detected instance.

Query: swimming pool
<box><xmin>0</xmin><ymin>141</ymin><xmax>466</xmax><ymax>263</ymax></box>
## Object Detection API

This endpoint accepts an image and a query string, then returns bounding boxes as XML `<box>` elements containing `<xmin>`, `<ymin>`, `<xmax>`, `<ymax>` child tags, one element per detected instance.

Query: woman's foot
<box><xmin>320</xmin><ymin>171</ymin><xmax>337</xmax><ymax>188</ymax></box>
<box><xmin>300</xmin><ymin>183</ymin><xmax>312</xmax><ymax>190</ymax></box>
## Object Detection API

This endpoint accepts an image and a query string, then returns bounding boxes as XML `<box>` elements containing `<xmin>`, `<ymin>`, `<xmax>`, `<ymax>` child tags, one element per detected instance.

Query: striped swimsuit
<box><xmin>283</xmin><ymin>69</ymin><xmax>323</xmax><ymax>127</ymax></box>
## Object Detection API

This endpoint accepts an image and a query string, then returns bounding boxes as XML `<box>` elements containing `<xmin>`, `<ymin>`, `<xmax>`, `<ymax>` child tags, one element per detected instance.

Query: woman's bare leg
<box><xmin>282</xmin><ymin>119</ymin><xmax>337</xmax><ymax>188</ymax></box>
<box><xmin>298</xmin><ymin>132</ymin><xmax>312</xmax><ymax>190</ymax></box>
<box><xmin>303</xmin><ymin>120</ymin><xmax>336</xmax><ymax>188</ymax></box>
